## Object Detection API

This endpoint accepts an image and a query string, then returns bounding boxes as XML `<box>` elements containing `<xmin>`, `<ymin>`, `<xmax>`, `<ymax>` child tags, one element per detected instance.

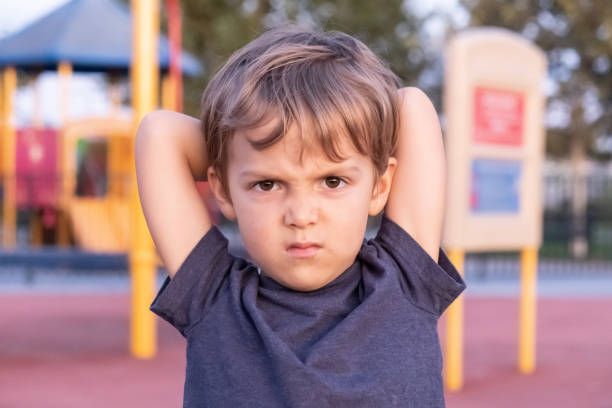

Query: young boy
<box><xmin>136</xmin><ymin>24</ymin><xmax>465</xmax><ymax>407</ymax></box>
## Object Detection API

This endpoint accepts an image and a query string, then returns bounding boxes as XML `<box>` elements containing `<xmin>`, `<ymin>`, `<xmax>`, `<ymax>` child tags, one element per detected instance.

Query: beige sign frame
<box><xmin>442</xmin><ymin>28</ymin><xmax>547</xmax><ymax>252</ymax></box>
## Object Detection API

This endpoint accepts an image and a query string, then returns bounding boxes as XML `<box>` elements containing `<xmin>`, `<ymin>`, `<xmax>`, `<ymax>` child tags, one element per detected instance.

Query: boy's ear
<box><xmin>206</xmin><ymin>166</ymin><xmax>237</xmax><ymax>220</ymax></box>
<box><xmin>368</xmin><ymin>157</ymin><xmax>397</xmax><ymax>216</ymax></box>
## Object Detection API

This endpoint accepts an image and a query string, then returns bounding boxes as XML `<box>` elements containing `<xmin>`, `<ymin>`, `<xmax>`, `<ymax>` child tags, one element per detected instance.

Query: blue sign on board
<box><xmin>470</xmin><ymin>158</ymin><xmax>521</xmax><ymax>213</ymax></box>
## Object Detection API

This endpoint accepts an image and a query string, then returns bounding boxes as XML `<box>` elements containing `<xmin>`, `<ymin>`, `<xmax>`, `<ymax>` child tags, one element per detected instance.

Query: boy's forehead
<box><xmin>238</xmin><ymin>117</ymin><xmax>284</xmax><ymax>145</ymax></box>
<box><xmin>229</xmin><ymin>120</ymin><xmax>358</xmax><ymax>167</ymax></box>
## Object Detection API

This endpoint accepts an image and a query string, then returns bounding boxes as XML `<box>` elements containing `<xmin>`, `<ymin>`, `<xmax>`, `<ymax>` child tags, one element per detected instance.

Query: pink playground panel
<box><xmin>16</xmin><ymin>127</ymin><xmax>59</xmax><ymax>208</ymax></box>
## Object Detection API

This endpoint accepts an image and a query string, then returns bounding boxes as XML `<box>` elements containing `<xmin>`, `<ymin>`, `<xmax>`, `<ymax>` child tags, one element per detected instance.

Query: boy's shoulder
<box><xmin>365</xmin><ymin>214</ymin><xmax>465</xmax><ymax>316</ymax></box>
<box><xmin>149</xmin><ymin>225</ymin><xmax>238</xmax><ymax>337</ymax></box>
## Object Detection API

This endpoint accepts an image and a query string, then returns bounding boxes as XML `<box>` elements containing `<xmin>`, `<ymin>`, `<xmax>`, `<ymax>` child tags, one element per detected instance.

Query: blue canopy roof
<box><xmin>0</xmin><ymin>0</ymin><xmax>203</xmax><ymax>76</ymax></box>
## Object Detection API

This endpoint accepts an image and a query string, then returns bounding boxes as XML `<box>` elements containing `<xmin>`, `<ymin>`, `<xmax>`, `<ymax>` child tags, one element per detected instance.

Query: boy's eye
<box><xmin>252</xmin><ymin>178</ymin><xmax>345</xmax><ymax>191</ymax></box>
<box><xmin>323</xmin><ymin>176</ymin><xmax>345</xmax><ymax>189</ymax></box>
<box><xmin>254</xmin><ymin>180</ymin><xmax>277</xmax><ymax>191</ymax></box>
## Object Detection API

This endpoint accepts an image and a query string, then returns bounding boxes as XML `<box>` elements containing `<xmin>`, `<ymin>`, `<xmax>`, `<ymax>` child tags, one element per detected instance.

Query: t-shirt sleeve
<box><xmin>374</xmin><ymin>214</ymin><xmax>466</xmax><ymax>317</ymax></box>
<box><xmin>150</xmin><ymin>226</ymin><xmax>233</xmax><ymax>337</ymax></box>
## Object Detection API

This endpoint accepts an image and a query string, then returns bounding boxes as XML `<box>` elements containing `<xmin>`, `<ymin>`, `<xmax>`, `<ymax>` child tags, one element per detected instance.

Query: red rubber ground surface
<box><xmin>1</xmin><ymin>294</ymin><xmax>610</xmax><ymax>407</ymax></box>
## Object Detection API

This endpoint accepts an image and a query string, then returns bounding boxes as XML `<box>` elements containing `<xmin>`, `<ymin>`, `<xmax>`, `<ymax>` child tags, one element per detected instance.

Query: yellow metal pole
<box><xmin>519</xmin><ymin>247</ymin><xmax>538</xmax><ymax>373</ymax></box>
<box><xmin>57</xmin><ymin>62</ymin><xmax>72</xmax><ymax>246</ymax></box>
<box><xmin>30</xmin><ymin>71</ymin><xmax>43</xmax><ymax>246</ymax></box>
<box><xmin>2</xmin><ymin>67</ymin><xmax>17</xmax><ymax>248</ymax></box>
<box><xmin>129</xmin><ymin>0</ymin><xmax>159</xmax><ymax>359</ymax></box>
<box><xmin>58</xmin><ymin>62</ymin><xmax>72</xmax><ymax>124</ymax></box>
<box><xmin>445</xmin><ymin>249</ymin><xmax>465</xmax><ymax>391</ymax></box>
<box><xmin>161</xmin><ymin>73</ymin><xmax>176</xmax><ymax>111</ymax></box>
<box><xmin>0</xmin><ymin>73</ymin><xmax>3</xmax><ymax>171</ymax></box>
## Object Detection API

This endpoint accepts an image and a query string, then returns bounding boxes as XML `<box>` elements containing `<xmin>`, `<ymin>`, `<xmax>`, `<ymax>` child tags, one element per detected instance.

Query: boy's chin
<box><xmin>267</xmin><ymin>269</ymin><xmax>342</xmax><ymax>292</ymax></box>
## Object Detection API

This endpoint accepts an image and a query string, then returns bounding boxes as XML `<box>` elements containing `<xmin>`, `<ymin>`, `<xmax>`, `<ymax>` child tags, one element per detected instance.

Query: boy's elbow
<box><xmin>398</xmin><ymin>87</ymin><xmax>438</xmax><ymax>117</ymax></box>
<box><xmin>137</xmin><ymin>110</ymin><xmax>167</xmax><ymax>142</ymax></box>
<box><xmin>135</xmin><ymin>110</ymin><xmax>171</xmax><ymax>170</ymax></box>
<box><xmin>136</xmin><ymin>110</ymin><xmax>180</xmax><ymax>159</ymax></box>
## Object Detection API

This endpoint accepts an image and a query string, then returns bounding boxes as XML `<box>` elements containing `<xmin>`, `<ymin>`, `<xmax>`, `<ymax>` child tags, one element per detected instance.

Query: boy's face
<box><xmin>208</xmin><ymin>120</ymin><xmax>396</xmax><ymax>292</ymax></box>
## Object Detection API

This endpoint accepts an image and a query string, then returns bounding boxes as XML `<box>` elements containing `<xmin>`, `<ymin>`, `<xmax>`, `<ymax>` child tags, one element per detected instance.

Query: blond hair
<box><xmin>200</xmin><ymin>24</ymin><xmax>401</xmax><ymax>198</ymax></box>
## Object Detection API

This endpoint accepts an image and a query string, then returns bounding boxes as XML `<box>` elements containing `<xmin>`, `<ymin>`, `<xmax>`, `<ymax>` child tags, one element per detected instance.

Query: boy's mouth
<box><xmin>286</xmin><ymin>242</ymin><xmax>322</xmax><ymax>258</ymax></box>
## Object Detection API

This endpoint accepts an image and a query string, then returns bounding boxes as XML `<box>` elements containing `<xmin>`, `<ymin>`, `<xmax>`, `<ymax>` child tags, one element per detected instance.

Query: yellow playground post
<box><xmin>445</xmin><ymin>250</ymin><xmax>465</xmax><ymax>391</ymax></box>
<box><xmin>519</xmin><ymin>247</ymin><xmax>538</xmax><ymax>373</ymax></box>
<box><xmin>129</xmin><ymin>0</ymin><xmax>159</xmax><ymax>359</ymax></box>
<box><xmin>2</xmin><ymin>66</ymin><xmax>17</xmax><ymax>248</ymax></box>
<box><xmin>56</xmin><ymin>61</ymin><xmax>73</xmax><ymax>246</ymax></box>
<box><xmin>161</xmin><ymin>73</ymin><xmax>178</xmax><ymax>111</ymax></box>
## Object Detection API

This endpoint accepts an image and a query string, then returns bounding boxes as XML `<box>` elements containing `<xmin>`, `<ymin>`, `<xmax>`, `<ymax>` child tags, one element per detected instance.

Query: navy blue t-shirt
<box><xmin>150</xmin><ymin>215</ymin><xmax>465</xmax><ymax>407</ymax></box>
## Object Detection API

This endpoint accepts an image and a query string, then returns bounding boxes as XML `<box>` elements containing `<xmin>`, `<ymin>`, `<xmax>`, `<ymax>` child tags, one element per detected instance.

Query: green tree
<box><xmin>174</xmin><ymin>0</ymin><xmax>433</xmax><ymax>115</ymax></box>
<box><xmin>121</xmin><ymin>0</ymin><xmax>439</xmax><ymax>114</ymax></box>
<box><xmin>459</xmin><ymin>0</ymin><xmax>612</xmax><ymax>160</ymax></box>
<box><xmin>177</xmin><ymin>0</ymin><xmax>271</xmax><ymax>115</ymax></box>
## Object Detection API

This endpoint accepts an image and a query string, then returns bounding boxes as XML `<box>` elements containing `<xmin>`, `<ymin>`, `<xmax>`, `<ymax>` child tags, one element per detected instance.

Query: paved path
<box><xmin>1</xmin><ymin>292</ymin><xmax>611</xmax><ymax>407</ymax></box>
<box><xmin>2</xmin><ymin>266</ymin><xmax>612</xmax><ymax>296</ymax></box>
<box><xmin>441</xmin><ymin>297</ymin><xmax>612</xmax><ymax>408</ymax></box>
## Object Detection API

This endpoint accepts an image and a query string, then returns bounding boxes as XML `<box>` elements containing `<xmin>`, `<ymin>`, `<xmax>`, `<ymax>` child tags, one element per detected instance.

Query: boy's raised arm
<box><xmin>384</xmin><ymin>87</ymin><xmax>446</xmax><ymax>262</ymax></box>
<box><xmin>135</xmin><ymin>110</ymin><xmax>212</xmax><ymax>278</ymax></box>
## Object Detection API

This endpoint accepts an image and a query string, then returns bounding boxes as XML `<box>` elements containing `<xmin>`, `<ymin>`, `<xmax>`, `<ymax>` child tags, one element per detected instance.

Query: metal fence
<box><xmin>540</xmin><ymin>172</ymin><xmax>612</xmax><ymax>260</ymax></box>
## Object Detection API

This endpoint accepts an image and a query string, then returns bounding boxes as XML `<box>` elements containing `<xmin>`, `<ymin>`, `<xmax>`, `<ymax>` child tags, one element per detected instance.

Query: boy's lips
<box><xmin>286</xmin><ymin>242</ymin><xmax>322</xmax><ymax>258</ymax></box>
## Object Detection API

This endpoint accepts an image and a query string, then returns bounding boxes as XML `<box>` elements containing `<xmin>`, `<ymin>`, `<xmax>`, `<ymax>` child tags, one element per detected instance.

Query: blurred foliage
<box><xmin>177</xmin><ymin>0</ymin><xmax>433</xmax><ymax>116</ymax></box>
<box><xmin>117</xmin><ymin>0</ymin><xmax>436</xmax><ymax>117</ymax></box>
<box><xmin>121</xmin><ymin>0</ymin><xmax>612</xmax><ymax>161</ymax></box>
<box><xmin>459</xmin><ymin>0</ymin><xmax>612</xmax><ymax>160</ymax></box>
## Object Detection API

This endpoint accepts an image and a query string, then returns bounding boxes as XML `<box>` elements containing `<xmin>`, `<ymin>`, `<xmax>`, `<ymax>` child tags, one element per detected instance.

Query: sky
<box><xmin>0</xmin><ymin>0</ymin><xmax>123</xmax><ymax>127</ymax></box>
<box><xmin>0</xmin><ymin>0</ymin><xmax>70</xmax><ymax>38</ymax></box>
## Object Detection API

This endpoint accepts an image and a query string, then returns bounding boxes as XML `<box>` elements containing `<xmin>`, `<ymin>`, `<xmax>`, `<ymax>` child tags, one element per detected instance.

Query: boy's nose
<box><xmin>283</xmin><ymin>192</ymin><xmax>318</xmax><ymax>228</ymax></box>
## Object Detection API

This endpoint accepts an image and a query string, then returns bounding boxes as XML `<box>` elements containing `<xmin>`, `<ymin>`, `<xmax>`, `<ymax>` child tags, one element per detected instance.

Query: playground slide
<box><xmin>67</xmin><ymin>198</ymin><xmax>131</xmax><ymax>253</ymax></box>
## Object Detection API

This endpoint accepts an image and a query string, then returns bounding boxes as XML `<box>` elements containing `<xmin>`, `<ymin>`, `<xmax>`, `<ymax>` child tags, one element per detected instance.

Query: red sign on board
<box><xmin>473</xmin><ymin>86</ymin><xmax>524</xmax><ymax>146</ymax></box>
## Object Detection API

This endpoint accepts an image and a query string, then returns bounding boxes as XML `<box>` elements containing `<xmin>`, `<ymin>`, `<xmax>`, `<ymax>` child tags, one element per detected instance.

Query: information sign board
<box><xmin>474</xmin><ymin>87</ymin><xmax>524</xmax><ymax>146</ymax></box>
<box><xmin>470</xmin><ymin>158</ymin><xmax>521</xmax><ymax>214</ymax></box>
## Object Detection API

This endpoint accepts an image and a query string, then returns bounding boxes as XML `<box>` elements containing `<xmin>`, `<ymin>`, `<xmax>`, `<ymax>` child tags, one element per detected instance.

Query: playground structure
<box><xmin>61</xmin><ymin>118</ymin><xmax>133</xmax><ymax>252</ymax></box>
<box><xmin>8</xmin><ymin>118</ymin><xmax>134</xmax><ymax>251</ymax></box>
<box><xmin>0</xmin><ymin>0</ymin><xmax>202</xmax><ymax>253</ymax></box>
<box><xmin>0</xmin><ymin>0</ymin><xmax>202</xmax><ymax>359</ymax></box>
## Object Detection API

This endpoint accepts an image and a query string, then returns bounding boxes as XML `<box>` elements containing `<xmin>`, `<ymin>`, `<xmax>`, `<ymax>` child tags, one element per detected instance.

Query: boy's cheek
<box><xmin>236</xmin><ymin>206</ymin><xmax>280</xmax><ymax>246</ymax></box>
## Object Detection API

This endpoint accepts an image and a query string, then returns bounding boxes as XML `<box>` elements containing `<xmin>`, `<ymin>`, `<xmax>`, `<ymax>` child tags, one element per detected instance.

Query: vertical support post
<box><xmin>2</xmin><ymin>67</ymin><xmax>17</xmax><ymax>247</ymax></box>
<box><xmin>519</xmin><ymin>246</ymin><xmax>537</xmax><ymax>373</ymax></box>
<box><xmin>31</xmin><ymin>71</ymin><xmax>43</xmax><ymax>128</ymax></box>
<box><xmin>0</xmin><ymin>72</ymin><xmax>3</xmax><ymax>170</ymax></box>
<box><xmin>108</xmin><ymin>72</ymin><xmax>122</xmax><ymax>115</ymax></box>
<box><xmin>29</xmin><ymin>70</ymin><xmax>44</xmax><ymax>246</ymax></box>
<box><xmin>129</xmin><ymin>0</ymin><xmax>159</xmax><ymax>359</ymax></box>
<box><xmin>165</xmin><ymin>0</ymin><xmax>183</xmax><ymax>112</ymax></box>
<box><xmin>445</xmin><ymin>249</ymin><xmax>465</xmax><ymax>391</ymax></box>
<box><xmin>58</xmin><ymin>62</ymin><xmax>72</xmax><ymax>124</ymax></box>
<box><xmin>161</xmin><ymin>74</ymin><xmax>176</xmax><ymax>111</ymax></box>
<box><xmin>56</xmin><ymin>62</ymin><xmax>72</xmax><ymax>246</ymax></box>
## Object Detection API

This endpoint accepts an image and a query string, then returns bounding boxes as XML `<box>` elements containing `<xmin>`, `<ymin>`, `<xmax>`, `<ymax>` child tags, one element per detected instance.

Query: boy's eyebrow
<box><xmin>238</xmin><ymin>165</ymin><xmax>363</xmax><ymax>179</ymax></box>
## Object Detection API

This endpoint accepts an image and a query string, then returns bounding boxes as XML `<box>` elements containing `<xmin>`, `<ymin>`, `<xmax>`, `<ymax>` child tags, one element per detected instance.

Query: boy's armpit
<box><xmin>149</xmin><ymin>226</ymin><xmax>233</xmax><ymax>337</ymax></box>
